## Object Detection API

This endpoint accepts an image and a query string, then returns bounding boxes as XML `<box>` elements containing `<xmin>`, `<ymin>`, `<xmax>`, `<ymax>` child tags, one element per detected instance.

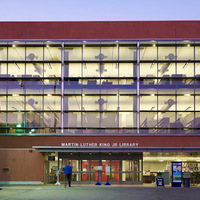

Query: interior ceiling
<box><xmin>143</xmin><ymin>152</ymin><xmax>200</xmax><ymax>162</ymax></box>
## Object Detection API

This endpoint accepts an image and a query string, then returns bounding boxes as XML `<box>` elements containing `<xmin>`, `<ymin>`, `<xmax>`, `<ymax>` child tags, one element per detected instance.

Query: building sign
<box><xmin>172</xmin><ymin>162</ymin><xmax>182</xmax><ymax>183</ymax></box>
<box><xmin>48</xmin><ymin>156</ymin><xmax>55</xmax><ymax>161</ymax></box>
<box><xmin>61</xmin><ymin>142</ymin><xmax>139</xmax><ymax>147</ymax></box>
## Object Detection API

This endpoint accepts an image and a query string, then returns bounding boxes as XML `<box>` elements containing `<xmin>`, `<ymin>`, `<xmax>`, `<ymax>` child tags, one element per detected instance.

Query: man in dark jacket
<box><xmin>64</xmin><ymin>161</ymin><xmax>72</xmax><ymax>187</ymax></box>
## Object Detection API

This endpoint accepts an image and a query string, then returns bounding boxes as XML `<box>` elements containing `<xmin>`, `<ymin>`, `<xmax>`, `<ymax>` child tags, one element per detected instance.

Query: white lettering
<box><xmin>61</xmin><ymin>142</ymin><xmax>139</xmax><ymax>147</ymax></box>
<box><xmin>99</xmin><ymin>143</ymin><xmax>110</xmax><ymax>147</ymax></box>
<box><xmin>61</xmin><ymin>143</ymin><xmax>79</xmax><ymax>147</ymax></box>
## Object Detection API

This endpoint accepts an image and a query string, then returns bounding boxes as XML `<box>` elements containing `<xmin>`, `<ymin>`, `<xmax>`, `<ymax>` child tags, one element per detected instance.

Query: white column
<box><xmin>61</xmin><ymin>42</ymin><xmax>65</xmax><ymax>133</ymax></box>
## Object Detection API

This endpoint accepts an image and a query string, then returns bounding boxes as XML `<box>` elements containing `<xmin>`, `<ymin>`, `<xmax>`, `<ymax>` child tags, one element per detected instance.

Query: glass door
<box><xmin>111</xmin><ymin>160</ymin><xmax>120</xmax><ymax>182</ymax></box>
<box><xmin>122</xmin><ymin>159</ymin><xmax>142</xmax><ymax>183</ymax></box>
<box><xmin>91</xmin><ymin>160</ymin><xmax>99</xmax><ymax>182</ymax></box>
<box><xmin>61</xmin><ymin>159</ymin><xmax>79</xmax><ymax>183</ymax></box>
<box><xmin>101</xmin><ymin>160</ymin><xmax>110</xmax><ymax>182</ymax></box>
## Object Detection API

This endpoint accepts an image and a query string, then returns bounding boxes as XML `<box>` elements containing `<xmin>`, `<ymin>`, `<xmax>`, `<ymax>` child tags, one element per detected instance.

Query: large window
<box><xmin>0</xmin><ymin>40</ymin><xmax>198</xmax><ymax>135</ymax></box>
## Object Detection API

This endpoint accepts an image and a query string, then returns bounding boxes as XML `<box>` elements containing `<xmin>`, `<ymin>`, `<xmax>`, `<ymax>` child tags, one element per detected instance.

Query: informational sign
<box><xmin>94</xmin><ymin>166</ymin><xmax>102</xmax><ymax>171</ymax></box>
<box><xmin>172</xmin><ymin>162</ymin><xmax>182</xmax><ymax>183</ymax></box>
<box><xmin>106</xmin><ymin>166</ymin><xmax>110</xmax><ymax>175</ymax></box>
<box><xmin>156</xmin><ymin>177</ymin><xmax>164</xmax><ymax>187</ymax></box>
<box><xmin>48</xmin><ymin>156</ymin><xmax>55</xmax><ymax>161</ymax></box>
<box><xmin>98</xmin><ymin>166</ymin><xmax>102</xmax><ymax>170</ymax></box>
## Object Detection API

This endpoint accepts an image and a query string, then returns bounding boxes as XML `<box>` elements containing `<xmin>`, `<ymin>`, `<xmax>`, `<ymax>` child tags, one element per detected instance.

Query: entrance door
<box><xmin>57</xmin><ymin>152</ymin><xmax>143</xmax><ymax>184</ymax></box>
<box><xmin>122</xmin><ymin>159</ymin><xmax>142</xmax><ymax>183</ymax></box>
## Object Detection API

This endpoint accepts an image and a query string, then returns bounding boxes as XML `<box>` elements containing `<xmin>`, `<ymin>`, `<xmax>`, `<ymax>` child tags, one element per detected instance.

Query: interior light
<box><xmin>12</xmin><ymin>94</ymin><xmax>19</xmax><ymax>96</ymax></box>
<box><xmin>151</xmin><ymin>94</ymin><xmax>155</xmax><ymax>96</ymax></box>
<box><xmin>187</xmin><ymin>44</ymin><xmax>191</xmax><ymax>47</ymax></box>
<box><xmin>46</xmin><ymin>44</ymin><xmax>50</xmax><ymax>48</ymax></box>
<box><xmin>47</xmin><ymin>94</ymin><xmax>52</xmax><ymax>96</ymax></box>
<box><xmin>31</xmin><ymin>129</ymin><xmax>35</xmax><ymax>132</ymax></box>
<box><xmin>16</xmin><ymin>124</ymin><xmax>22</xmax><ymax>128</ymax></box>
<box><xmin>159</xmin><ymin>160</ymin><xmax>164</xmax><ymax>162</ymax></box>
<box><xmin>152</xmin><ymin>44</ymin><xmax>156</xmax><ymax>47</ymax></box>
<box><xmin>12</xmin><ymin>44</ymin><xmax>16</xmax><ymax>48</ymax></box>
<box><xmin>184</xmin><ymin>94</ymin><xmax>191</xmax><ymax>96</ymax></box>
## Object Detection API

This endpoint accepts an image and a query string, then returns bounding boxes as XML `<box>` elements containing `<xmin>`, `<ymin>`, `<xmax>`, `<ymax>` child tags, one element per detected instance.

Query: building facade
<box><xmin>1</xmin><ymin>21</ymin><xmax>200</xmax><ymax>185</ymax></box>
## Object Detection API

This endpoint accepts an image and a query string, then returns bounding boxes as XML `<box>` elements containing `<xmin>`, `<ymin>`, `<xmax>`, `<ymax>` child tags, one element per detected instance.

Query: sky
<box><xmin>0</xmin><ymin>0</ymin><xmax>200</xmax><ymax>21</ymax></box>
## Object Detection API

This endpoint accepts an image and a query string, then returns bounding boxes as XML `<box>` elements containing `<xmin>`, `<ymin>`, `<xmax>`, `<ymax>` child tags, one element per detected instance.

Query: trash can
<box><xmin>183</xmin><ymin>172</ymin><xmax>191</xmax><ymax>188</ymax></box>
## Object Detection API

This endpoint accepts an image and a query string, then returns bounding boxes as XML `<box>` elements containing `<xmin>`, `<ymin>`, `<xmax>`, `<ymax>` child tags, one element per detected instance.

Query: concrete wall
<box><xmin>0</xmin><ymin>149</ymin><xmax>44</xmax><ymax>182</ymax></box>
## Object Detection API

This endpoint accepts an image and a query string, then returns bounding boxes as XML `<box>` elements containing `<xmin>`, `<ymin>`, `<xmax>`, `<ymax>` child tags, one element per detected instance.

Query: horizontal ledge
<box><xmin>32</xmin><ymin>146</ymin><xmax>200</xmax><ymax>152</ymax></box>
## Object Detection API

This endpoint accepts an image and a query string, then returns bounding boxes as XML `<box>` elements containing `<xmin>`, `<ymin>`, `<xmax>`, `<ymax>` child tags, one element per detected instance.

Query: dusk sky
<box><xmin>1</xmin><ymin>0</ymin><xmax>200</xmax><ymax>21</ymax></box>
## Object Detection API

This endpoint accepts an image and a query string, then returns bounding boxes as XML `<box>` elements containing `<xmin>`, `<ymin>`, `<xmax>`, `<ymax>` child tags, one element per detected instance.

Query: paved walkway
<box><xmin>0</xmin><ymin>185</ymin><xmax>200</xmax><ymax>200</ymax></box>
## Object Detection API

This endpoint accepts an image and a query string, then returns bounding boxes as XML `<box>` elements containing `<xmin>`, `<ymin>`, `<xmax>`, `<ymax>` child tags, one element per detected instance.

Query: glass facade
<box><xmin>0</xmin><ymin>40</ymin><xmax>199</xmax><ymax>134</ymax></box>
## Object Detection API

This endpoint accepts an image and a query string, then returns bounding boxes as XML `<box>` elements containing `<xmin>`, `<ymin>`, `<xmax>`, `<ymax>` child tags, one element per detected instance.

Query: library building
<box><xmin>0</xmin><ymin>21</ymin><xmax>200</xmax><ymax>186</ymax></box>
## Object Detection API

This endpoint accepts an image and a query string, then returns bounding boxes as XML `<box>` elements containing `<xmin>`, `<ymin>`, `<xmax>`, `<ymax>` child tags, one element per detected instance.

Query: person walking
<box><xmin>64</xmin><ymin>161</ymin><xmax>72</xmax><ymax>187</ymax></box>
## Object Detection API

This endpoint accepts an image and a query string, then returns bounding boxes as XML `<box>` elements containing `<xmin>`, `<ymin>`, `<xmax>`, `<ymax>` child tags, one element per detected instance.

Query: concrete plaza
<box><xmin>0</xmin><ymin>184</ymin><xmax>200</xmax><ymax>200</ymax></box>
